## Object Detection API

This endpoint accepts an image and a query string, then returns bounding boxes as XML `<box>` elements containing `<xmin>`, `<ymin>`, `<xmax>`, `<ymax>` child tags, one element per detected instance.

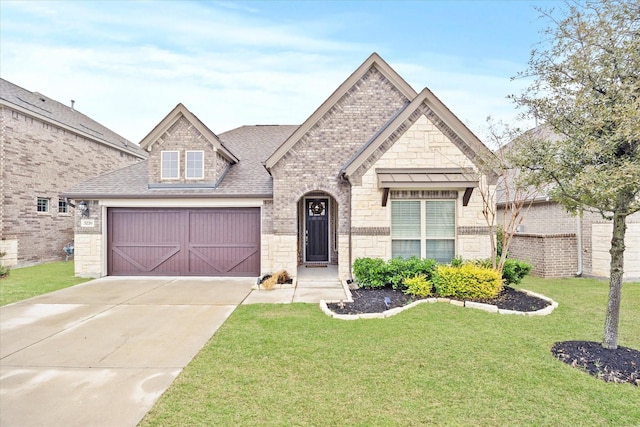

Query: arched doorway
<box><xmin>298</xmin><ymin>192</ymin><xmax>338</xmax><ymax>265</ymax></box>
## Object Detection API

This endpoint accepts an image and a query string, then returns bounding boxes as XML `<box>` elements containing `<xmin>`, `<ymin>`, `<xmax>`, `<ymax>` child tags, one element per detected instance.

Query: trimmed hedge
<box><xmin>352</xmin><ymin>257</ymin><xmax>436</xmax><ymax>290</ymax></box>
<box><xmin>431</xmin><ymin>264</ymin><xmax>503</xmax><ymax>299</ymax></box>
<box><xmin>352</xmin><ymin>256</ymin><xmax>530</xmax><ymax>297</ymax></box>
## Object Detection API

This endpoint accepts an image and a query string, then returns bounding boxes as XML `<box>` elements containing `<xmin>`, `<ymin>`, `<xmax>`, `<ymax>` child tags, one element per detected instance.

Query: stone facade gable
<box><xmin>147</xmin><ymin>115</ymin><xmax>229</xmax><ymax>185</ymax></box>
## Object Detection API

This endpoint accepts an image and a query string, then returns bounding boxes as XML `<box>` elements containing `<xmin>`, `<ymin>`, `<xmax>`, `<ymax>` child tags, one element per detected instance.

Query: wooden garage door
<box><xmin>107</xmin><ymin>208</ymin><xmax>260</xmax><ymax>276</ymax></box>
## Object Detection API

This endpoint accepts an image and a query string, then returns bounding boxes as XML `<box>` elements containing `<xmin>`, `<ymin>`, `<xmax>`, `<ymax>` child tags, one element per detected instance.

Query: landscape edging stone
<box><xmin>321</xmin><ymin>288</ymin><xmax>558</xmax><ymax>320</ymax></box>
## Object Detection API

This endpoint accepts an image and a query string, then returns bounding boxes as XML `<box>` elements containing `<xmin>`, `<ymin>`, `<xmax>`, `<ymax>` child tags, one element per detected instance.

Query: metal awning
<box><xmin>376</xmin><ymin>168</ymin><xmax>478</xmax><ymax>206</ymax></box>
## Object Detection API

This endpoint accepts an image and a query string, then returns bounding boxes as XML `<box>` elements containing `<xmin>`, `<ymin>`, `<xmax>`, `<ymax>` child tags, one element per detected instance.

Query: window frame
<box><xmin>58</xmin><ymin>199</ymin><xmax>69</xmax><ymax>214</ymax></box>
<box><xmin>185</xmin><ymin>150</ymin><xmax>204</xmax><ymax>180</ymax></box>
<box><xmin>391</xmin><ymin>199</ymin><xmax>456</xmax><ymax>262</ymax></box>
<box><xmin>37</xmin><ymin>197</ymin><xmax>50</xmax><ymax>213</ymax></box>
<box><xmin>161</xmin><ymin>151</ymin><xmax>180</xmax><ymax>180</ymax></box>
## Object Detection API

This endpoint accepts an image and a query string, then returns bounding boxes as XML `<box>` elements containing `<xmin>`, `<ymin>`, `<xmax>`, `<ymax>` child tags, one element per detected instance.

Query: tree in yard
<box><xmin>511</xmin><ymin>0</ymin><xmax>640</xmax><ymax>349</ymax></box>
<box><xmin>474</xmin><ymin>118</ymin><xmax>539</xmax><ymax>274</ymax></box>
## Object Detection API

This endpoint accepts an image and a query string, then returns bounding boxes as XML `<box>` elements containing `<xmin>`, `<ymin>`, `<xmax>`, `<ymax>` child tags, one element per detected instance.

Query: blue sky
<box><xmin>0</xmin><ymin>1</ymin><xmax>562</xmax><ymax>143</ymax></box>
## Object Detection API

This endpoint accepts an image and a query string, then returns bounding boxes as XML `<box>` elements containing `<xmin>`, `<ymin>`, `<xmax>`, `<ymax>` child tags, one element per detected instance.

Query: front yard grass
<box><xmin>140</xmin><ymin>277</ymin><xmax>640</xmax><ymax>426</ymax></box>
<box><xmin>0</xmin><ymin>261</ymin><xmax>89</xmax><ymax>306</ymax></box>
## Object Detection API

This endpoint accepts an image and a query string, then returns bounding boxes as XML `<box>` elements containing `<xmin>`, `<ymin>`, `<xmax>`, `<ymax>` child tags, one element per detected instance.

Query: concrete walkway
<box><xmin>243</xmin><ymin>265</ymin><xmax>349</xmax><ymax>304</ymax></box>
<box><xmin>0</xmin><ymin>272</ymin><xmax>348</xmax><ymax>427</ymax></box>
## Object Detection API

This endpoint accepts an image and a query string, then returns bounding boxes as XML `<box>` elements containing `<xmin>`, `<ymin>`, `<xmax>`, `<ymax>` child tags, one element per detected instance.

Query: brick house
<box><xmin>0</xmin><ymin>78</ymin><xmax>147</xmax><ymax>267</ymax></box>
<box><xmin>63</xmin><ymin>53</ymin><xmax>498</xmax><ymax>279</ymax></box>
<box><xmin>497</xmin><ymin>126</ymin><xmax>640</xmax><ymax>281</ymax></box>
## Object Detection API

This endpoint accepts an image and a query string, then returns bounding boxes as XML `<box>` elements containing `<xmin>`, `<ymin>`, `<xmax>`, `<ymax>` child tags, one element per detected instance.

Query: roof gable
<box><xmin>264</xmin><ymin>53</ymin><xmax>417</xmax><ymax>170</ymax></box>
<box><xmin>340</xmin><ymin>87</ymin><xmax>498</xmax><ymax>183</ymax></box>
<box><xmin>139</xmin><ymin>103</ymin><xmax>238</xmax><ymax>163</ymax></box>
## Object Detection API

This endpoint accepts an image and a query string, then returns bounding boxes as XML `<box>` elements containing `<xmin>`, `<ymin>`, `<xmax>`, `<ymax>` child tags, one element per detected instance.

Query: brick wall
<box><xmin>147</xmin><ymin>116</ymin><xmax>228</xmax><ymax>185</ymax></box>
<box><xmin>508</xmin><ymin>233</ymin><xmax>578</xmax><ymax>278</ymax></box>
<box><xmin>268</xmin><ymin>67</ymin><xmax>408</xmax><ymax>278</ymax></box>
<box><xmin>0</xmin><ymin>106</ymin><xmax>142</xmax><ymax>266</ymax></box>
<box><xmin>499</xmin><ymin>201</ymin><xmax>639</xmax><ymax>279</ymax></box>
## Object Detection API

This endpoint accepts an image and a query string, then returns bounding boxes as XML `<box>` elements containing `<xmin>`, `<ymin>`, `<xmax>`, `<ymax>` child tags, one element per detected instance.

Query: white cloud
<box><xmin>1</xmin><ymin>0</ymin><xmax>538</xmax><ymax>143</ymax></box>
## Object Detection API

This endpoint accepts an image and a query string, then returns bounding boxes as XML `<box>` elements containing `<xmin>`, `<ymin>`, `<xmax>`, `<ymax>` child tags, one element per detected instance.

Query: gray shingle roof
<box><xmin>62</xmin><ymin>125</ymin><xmax>299</xmax><ymax>199</ymax></box>
<box><xmin>0</xmin><ymin>78</ymin><xmax>146</xmax><ymax>159</ymax></box>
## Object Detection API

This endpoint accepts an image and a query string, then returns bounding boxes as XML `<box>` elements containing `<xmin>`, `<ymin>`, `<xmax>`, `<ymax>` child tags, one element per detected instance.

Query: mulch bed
<box><xmin>327</xmin><ymin>285</ymin><xmax>550</xmax><ymax>315</ymax></box>
<box><xmin>326</xmin><ymin>286</ymin><xmax>639</xmax><ymax>386</ymax></box>
<box><xmin>551</xmin><ymin>341</ymin><xmax>639</xmax><ymax>386</ymax></box>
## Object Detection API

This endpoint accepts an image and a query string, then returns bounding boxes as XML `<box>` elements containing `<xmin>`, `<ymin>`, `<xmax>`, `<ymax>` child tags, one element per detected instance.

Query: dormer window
<box><xmin>161</xmin><ymin>151</ymin><xmax>179</xmax><ymax>179</ymax></box>
<box><xmin>186</xmin><ymin>151</ymin><xmax>204</xmax><ymax>179</ymax></box>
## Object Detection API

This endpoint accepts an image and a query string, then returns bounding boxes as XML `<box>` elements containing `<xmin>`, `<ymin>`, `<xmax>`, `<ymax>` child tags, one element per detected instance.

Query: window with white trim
<box><xmin>391</xmin><ymin>200</ymin><xmax>456</xmax><ymax>263</ymax></box>
<box><xmin>185</xmin><ymin>151</ymin><xmax>204</xmax><ymax>179</ymax></box>
<box><xmin>161</xmin><ymin>151</ymin><xmax>179</xmax><ymax>179</ymax></box>
<box><xmin>37</xmin><ymin>197</ymin><xmax>50</xmax><ymax>213</ymax></box>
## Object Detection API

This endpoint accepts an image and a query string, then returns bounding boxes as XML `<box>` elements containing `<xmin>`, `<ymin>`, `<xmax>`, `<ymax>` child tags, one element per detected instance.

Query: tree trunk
<box><xmin>602</xmin><ymin>211</ymin><xmax>627</xmax><ymax>350</ymax></box>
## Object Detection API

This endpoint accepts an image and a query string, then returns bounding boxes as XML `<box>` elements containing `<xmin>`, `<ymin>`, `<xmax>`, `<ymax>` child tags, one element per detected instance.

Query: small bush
<box><xmin>353</xmin><ymin>257</ymin><xmax>387</xmax><ymax>288</ymax></box>
<box><xmin>502</xmin><ymin>259</ymin><xmax>532</xmax><ymax>286</ymax></box>
<box><xmin>466</xmin><ymin>257</ymin><xmax>532</xmax><ymax>286</ymax></box>
<box><xmin>432</xmin><ymin>264</ymin><xmax>503</xmax><ymax>299</ymax></box>
<box><xmin>353</xmin><ymin>257</ymin><xmax>438</xmax><ymax>289</ymax></box>
<box><xmin>387</xmin><ymin>257</ymin><xmax>435</xmax><ymax>290</ymax></box>
<box><xmin>403</xmin><ymin>274</ymin><xmax>433</xmax><ymax>297</ymax></box>
<box><xmin>450</xmin><ymin>256</ymin><xmax>464</xmax><ymax>267</ymax></box>
<box><xmin>0</xmin><ymin>251</ymin><xmax>9</xmax><ymax>279</ymax></box>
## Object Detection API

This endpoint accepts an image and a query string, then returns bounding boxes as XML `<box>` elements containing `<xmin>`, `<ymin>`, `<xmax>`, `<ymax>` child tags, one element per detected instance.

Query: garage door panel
<box><xmin>111</xmin><ymin>245</ymin><xmax>182</xmax><ymax>274</ymax></box>
<box><xmin>108</xmin><ymin>208</ymin><xmax>260</xmax><ymax>276</ymax></box>
<box><xmin>189</xmin><ymin>210</ymin><xmax>260</xmax><ymax>244</ymax></box>
<box><xmin>189</xmin><ymin>246</ymin><xmax>259</xmax><ymax>275</ymax></box>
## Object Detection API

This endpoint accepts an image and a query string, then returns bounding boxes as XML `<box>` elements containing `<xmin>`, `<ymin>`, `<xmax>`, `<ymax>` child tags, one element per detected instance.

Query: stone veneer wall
<box><xmin>0</xmin><ymin>106</ymin><xmax>141</xmax><ymax>266</ymax></box>
<box><xmin>269</xmin><ymin>67</ymin><xmax>409</xmax><ymax>280</ymax></box>
<box><xmin>350</xmin><ymin>115</ymin><xmax>493</xmax><ymax>263</ymax></box>
<box><xmin>592</xmin><ymin>221</ymin><xmax>640</xmax><ymax>280</ymax></box>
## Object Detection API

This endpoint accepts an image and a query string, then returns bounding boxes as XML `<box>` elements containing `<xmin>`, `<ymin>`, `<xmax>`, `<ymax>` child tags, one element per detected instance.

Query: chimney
<box><xmin>71</xmin><ymin>100</ymin><xmax>75</xmax><ymax>110</ymax></box>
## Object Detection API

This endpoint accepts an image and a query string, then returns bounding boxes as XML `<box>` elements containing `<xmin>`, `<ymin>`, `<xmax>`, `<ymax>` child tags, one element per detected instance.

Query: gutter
<box><xmin>575</xmin><ymin>214</ymin><xmax>583</xmax><ymax>277</ymax></box>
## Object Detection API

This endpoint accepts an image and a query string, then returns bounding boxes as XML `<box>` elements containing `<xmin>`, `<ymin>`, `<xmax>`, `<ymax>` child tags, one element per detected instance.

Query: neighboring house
<box><xmin>0</xmin><ymin>78</ymin><xmax>147</xmax><ymax>267</ymax></box>
<box><xmin>497</xmin><ymin>126</ymin><xmax>640</xmax><ymax>281</ymax></box>
<box><xmin>62</xmin><ymin>53</ymin><xmax>497</xmax><ymax>280</ymax></box>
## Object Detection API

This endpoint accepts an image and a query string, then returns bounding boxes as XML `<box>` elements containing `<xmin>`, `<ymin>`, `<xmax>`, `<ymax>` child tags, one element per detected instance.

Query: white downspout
<box><xmin>575</xmin><ymin>214</ymin><xmax>583</xmax><ymax>277</ymax></box>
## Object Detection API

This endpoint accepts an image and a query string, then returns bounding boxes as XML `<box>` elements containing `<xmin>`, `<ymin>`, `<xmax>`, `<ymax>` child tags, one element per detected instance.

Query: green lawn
<box><xmin>140</xmin><ymin>277</ymin><xmax>640</xmax><ymax>426</ymax></box>
<box><xmin>0</xmin><ymin>261</ymin><xmax>89</xmax><ymax>305</ymax></box>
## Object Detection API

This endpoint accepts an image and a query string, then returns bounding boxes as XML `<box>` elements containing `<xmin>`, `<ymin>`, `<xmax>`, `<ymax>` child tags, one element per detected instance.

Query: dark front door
<box><xmin>305</xmin><ymin>198</ymin><xmax>329</xmax><ymax>262</ymax></box>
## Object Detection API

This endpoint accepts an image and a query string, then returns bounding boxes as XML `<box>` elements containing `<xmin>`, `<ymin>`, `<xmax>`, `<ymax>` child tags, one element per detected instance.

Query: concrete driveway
<box><xmin>0</xmin><ymin>276</ymin><xmax>254</xmax><ymax>427</ymax></box>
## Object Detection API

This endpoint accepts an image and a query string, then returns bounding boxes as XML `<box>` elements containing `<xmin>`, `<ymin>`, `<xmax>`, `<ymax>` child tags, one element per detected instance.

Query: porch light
<box><xmin>78</xmin><ymin>201</ymin><xmax>90</xmax><ymax>217</ymax></box>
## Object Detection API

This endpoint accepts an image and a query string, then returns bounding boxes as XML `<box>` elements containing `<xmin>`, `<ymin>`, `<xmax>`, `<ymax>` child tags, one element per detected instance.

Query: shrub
<box><xmin>403</xmin><ymin>274</ymin><xmax>433</xmax><ymax>297</ymax></box>
<box><xmin>432</xmin><ymin>264</ymin><xmax>503</xmax><ymax>299</ymax></box>
<box><xmin>502</xmin><ymin>259</ymin><xmax>532</xmax><ymax>286</ymax></box>
<box><xmin>353</xmin><ymin>257</ymin><xmax>387</xmax><ymax>288</ymax></box>
<box><xmin>353</xmin><ymin>257</ymin><xmax>437</xmax><ymax>289</ymax></box>
<box><xmin>0</xmin><ymin>251</ymin><xmax>9</xmax><ymax>279</ymax></box>
<box><xmin>450</xmin><ymin>256</ymin><xmax>464</xmax><ymax>267</ymax></box>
